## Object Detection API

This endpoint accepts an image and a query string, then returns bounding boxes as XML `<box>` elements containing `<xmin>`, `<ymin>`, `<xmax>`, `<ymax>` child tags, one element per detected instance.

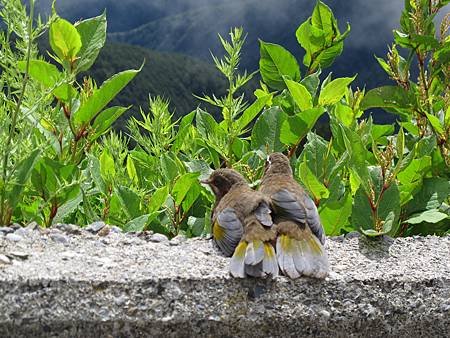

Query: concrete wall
<box><xmin>0</xmin><ymin>227</ymin><xmax>449</xmax><ymax>337</ymax></box>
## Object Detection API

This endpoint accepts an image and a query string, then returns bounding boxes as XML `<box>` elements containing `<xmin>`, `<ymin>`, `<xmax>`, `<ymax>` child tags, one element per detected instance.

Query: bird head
<box><xmin>264</xmin><ymin>152</ymin><xmax>293</xmax><ymax>176</ymax></box>
<box><xmin>201</xmin><ymin>168</ymin><xmax>247</xmax><ymax>200</ymax></box>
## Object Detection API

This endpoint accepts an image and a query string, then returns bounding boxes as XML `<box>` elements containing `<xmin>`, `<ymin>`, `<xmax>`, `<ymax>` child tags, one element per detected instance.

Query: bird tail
<box><xmin>229</xmin><ymin>240</ymin><xmax>278</xmax><ymax>278</ymax></box>
<box><xmin>276</xmin><ymin>222</ymin><xmax>329</xmax><ymax>279</ymax></box>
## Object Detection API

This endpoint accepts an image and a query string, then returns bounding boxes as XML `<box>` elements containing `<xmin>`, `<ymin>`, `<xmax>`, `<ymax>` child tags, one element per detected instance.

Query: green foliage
<box><xmin>0</xmin><ymin>0</ymin><xmax>448</xmax><ymax>239</ymax></box>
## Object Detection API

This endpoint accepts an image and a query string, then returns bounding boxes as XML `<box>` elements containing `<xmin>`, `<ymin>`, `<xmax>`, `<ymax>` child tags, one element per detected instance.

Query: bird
<box><xmin>202</xmin><ymin>168</ymin><xmax>278</xmax><ymax>278</ymax></box>
<box><xmin>259</xmin><ymin>153</ymin><xmax>329</xmax><ymax>279</ymax></box>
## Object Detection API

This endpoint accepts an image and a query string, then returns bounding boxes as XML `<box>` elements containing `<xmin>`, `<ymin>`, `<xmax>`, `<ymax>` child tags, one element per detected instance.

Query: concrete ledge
<box><xmin>0</xmin><ymin>229</ymin><xmax>449</xmax><ymax>337</ymax></box>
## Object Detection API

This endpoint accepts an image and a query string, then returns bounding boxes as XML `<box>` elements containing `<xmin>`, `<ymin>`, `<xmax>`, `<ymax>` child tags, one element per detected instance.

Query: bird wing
<box><xmin>254</xmin><ymin>200</ymin><xmax>273</xmax><ymax>227</ymax></box>
<box><xmin>271</xmin><ymin>188</ymin><xmax>325</xmax><ymax>244</ymax></box>
<box><xmin>213</xmin><ymin>207</ymin><xmax>244</xmax><ymax>256</ymax></box>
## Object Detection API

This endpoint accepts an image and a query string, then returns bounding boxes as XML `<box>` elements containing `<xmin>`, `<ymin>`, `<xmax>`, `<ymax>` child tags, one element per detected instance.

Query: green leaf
<box><xmin>75</xmin><ymin>12</ymin><xmax>107</xmax><ymax>72</ymax></box>
<box><xmin>99</xmin><ymin>149</ymin><xmax>115</xmax><ymax>182</ymax></box>
<box><xmin>188</xmin><ymin>216</ymin><xmax>206</xmax><ymax>237</ymax></box>
<box><xmin>173</xmin><ymin>111</ymin><xmax>195</xmax><ymax>152</ymax></box>
<box><xmin>405</xmin><ymin>178</ymin><xmax>450</xmax><ymax>215</ymax></box>
<box><xmin>88</xmin><ymin>154</ymin><xmax>107</xmax><ymax>195</ymax></box>
<box><xmin>300</xmin><ymin>132</ymin><xmax>334</xmax><ymax>180</ymax></box>
<box><xmin>90</xmin><ymin>106</ymin><xmax>129</xmax><ymax>141</ymax></box>
<box><xmin>172</xmin><ymin>172</ymin><xmax>200</xmax><ymax>206</ymax></box>
<box><xmin>124</xmin><ymin>214</ymin><xmax>150</xmax><ymax>232</ymax></box>
<box><xmin>72</xmin><ymin>66</ymin><xmax>141</xmax><ymax>127</ymax></box>
<box><xmin>196</xmin><ymin>108</ymin><xmax>219</xmax><ymax>139</ymax></box>
<box><xmin>49</xmin><ymin>18</ymin><xmax>82</xmax><ymax>61</ymax></box>
<box><xmin>259</xmin><ymin>40</ymin><xmax>300</xmax><ymax>91</ymax></box>
<box><xmin>319</xmin><ymin>191</ymin><xmax>352</xmax><ymax>236</ymax></box>
<box><xmin>53</xmin><ymin>190</ymin><xmax>82</xmax><ymax>224</ymax></box>
<box><xmin>311</xmin><ymin>1</ymin><xmax>334</xmax><ymax>37</ymax></box>
<box><xmin>8</xmin><ymin>149</ymin><xmax>41</xmax><ymax>208</ymax></box>
<box><xmin>280</xmin><ymin>107</ymin><xmax>325</xmax><ymax>146</ymax></box>
<box><xmin>115</xmin><ymin>185</ymin><xmax>141</xmax><ymax>219</ymax></box>
<box><xmin>126</xmin><ymin>156</ymin><xmax>138</xmax><ymax>185</ymax></box>
<box><xmin>18</xmin><ymin>60</ymin><xmax>61</xmax><ymax>88</ymax></box>
<box><xmin>319</xmin><ymin>76</ymin><xmax>356</xmax><ymax>106</ymax></box>
<box><xmin>425</xmin><ymin>113</ymin><xmax>444</xmax><ymax>136</ymax></box>
<box><xmin>334</xmin><ymin>102</ymin><xmax>354</xmax><ymax>127</ymax></box>
<box><xmin>251</xmin><ymin>107</ymin><xmax>288</xmax><ymax>153</ymax></box>
<box><xmin>405</xmin><ymin>209</ymin><xmax>449</xmax><ymax>224</ymax></box>
<box><xmin>52</xmin><ymin>83</ymin><xmax>77</xmax><ymax>102</ymax></box>
<box><xmin>284</xmin><ymin>78</ymin><xmax>313</xmax><ymax>111</ymax></box>
<box><xmin>300</xmin><ymin>70</ymin><xmax>321</xmax><ymax>97</ymax></box>
<box><xmin>298</xmin><ymin>161</ymin><xmax>329</xmax><ymax>201</ymax></box>
<box><xmin>160</xmin><ymin>153</ymin><xmax>181</xmax><ymax>182</ymax></box>
<box><xmin>236</xmin><ymin>94</ymin><xmax>272</xmax><ymax>131</ymax></box>
<box><xmin>360</xmin><ymin>86</ymin><xmax>414</xmax><ymax>111</ymax></box>
<box><xmin>149</xmin><ymin>186</ymin><xmax>169</xmax><ymax>213</ymax></box>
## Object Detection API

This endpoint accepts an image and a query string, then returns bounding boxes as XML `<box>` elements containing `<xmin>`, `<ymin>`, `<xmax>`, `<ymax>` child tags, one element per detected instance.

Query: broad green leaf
<box><xmin>300</xmin><ymin>70</ymin><xmax>321</xmax><ymax>97</ymax></box>
<box><xmin>188</xmin><ymin>216</ymin><xmax>206</xmax><ymax>237</ymax></box>
<box><xmin>319</xmin><ymin>191</ymin><xmax>352</xmax><ymax>235</ymax></box>
<box><xmin>237</xmin><ymin>94</ymin><xmax>272</xmax><ymax>131</ymax></box>
<box><xmin>181</xmin><ymin>182</ymin><xmax>201</xmax><ymax>212</ymax></box>
<box><xmin>160</xmin><ymin>153</ymin><xmax>182</xmax><ymax>182</ymax></box>
<box><xmin>406</xmin><ymin>209</ymin><xmax>448</xmax><ymax>224</ymax></box>
<box><xmin>251</xmin><ymin>107</ymin><xmax>287</xmax><ymax>153</ymax></box>
<box><xmin>405</xmin><ymin>178</ymin><xmax>450</xmax><ymax>215</ymax></box>
<box><xmin>124</xmin><ymin>214</ymin><xmax>149</xmax><ymax>232</ymax></box>
<box><xmin>284</xmin><ymin>78</ymin><xmax>313</xmax><ymax>111</ymax></box>
<box><xmin>259</xmin><ymin>40</ymin><xmax>300</xmax><ymax>90</ymax></box>
<box><xmin>298</xmin><ymin>161</ymin><xmax>329</xmax><ymax>201</ymax></box>
<box><xmin>115</xmin><ymin>185</ymin><xmax>141</xmax><ymax>219</ymax></box>
<box><xmin>49</xmin><ymin>18</ymin><xmax>82</xmax><ymax>61</ymax></box>
<box><xmin>196</xmin><ymin>108</ymin><xmax>219</xmax><ymax>139</ymax></box>
<box><xmin>300</xmin><ymin>132</ymin><xmax>334</xmax><ymax>180</ymax></box>
<box><xmin>173</xmin><ymin>111</ymin><xmax>195</xmax><ymax>152</ymax></box>
<box><xmin>360</xmin><ymin>86</ymin><xmax>414</xmax><ymax>111</ymax></box>
<box><xmin>90</xmin><ymin>106</ymin><xmax>129</xmax><ymax>141</ymax></box>
<box><xmin>8</xmin><ymin>149</ymin><xmax>41</xmax><ymax>208</ymax></box>
<box><xmin>425</xmin><ymin>113</ymin><xmax>444</xmax><ymax>136</ymax></box>
<box><xmin>126</xmin><ymin>156</ymin><xmax>138</xmax><ymax>185</ymax></box>
<box><xmin>52</xmin><ymin>83</ymin><xmax>77</xmax><ymax>102</ymax></box>
<box><xmin>371</xmin><ymin>124</ymin><xmax>395</xmax><ymax>141</ymax></box>
<box><xmin>149</xmin><ymin>186</ymin><xmax>169</xmax><ymax>213</ymax></box>
<box><xmin>53</xmin><ymin>190</ymin><xmax>82</xmax><ymax>224</ymax></box>
<box><xmin>99</xmin><ymin>149</ymin><xmax>115</xmax><ymax>182</ymax></box>
<box><xmin>311</xmin><ymin>1</ymin><xmax>334</xmax><ymax>38</ymax></box>
<box><xmin>334</xmin><ymin>102</ymin><xmax>354</xmax><ymax>127</ymax></box>
<box><xmin>375</xmin><ymin>55</ymin><xmax>393</xmax><ymax>76</ymax></box>
<box><xmin>72</xmin><ymin>66</ymin><xmax>141</xmax><ymax>127</ymax></box>
<box><xmin>18</xmin><ymin>60</ymin><xmax>60</xmax><ymax>88</ymax></box>
<box><xmin>398</xmin><ymin>156</ymin><xmax>431</xmax><ymax>185</ymax></box>
<box><xmin>319</xmin><ymin>76</ymin><xmax>356</xmax><ymax>106</ymax></box>
<box><xmin>280</xmin><ymin>107</ymin><xmax>325</xmax><ymax>145</ymax></box>
<box><xmin>75</xmin><ymin>12</ymin><xmax>107</xmax><ymax>72</ymax></box>
<box><xmin>172</xmin><ymin>172</ymin><xmax>200</xmax><ymax>206</ymax></box>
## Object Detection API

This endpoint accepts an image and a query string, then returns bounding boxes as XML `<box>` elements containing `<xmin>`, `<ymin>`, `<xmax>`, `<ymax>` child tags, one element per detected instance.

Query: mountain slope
<box><xmin>87</xmin><ymin>42</ymin><xmax>235</xmax><ymax>126</ymax></box>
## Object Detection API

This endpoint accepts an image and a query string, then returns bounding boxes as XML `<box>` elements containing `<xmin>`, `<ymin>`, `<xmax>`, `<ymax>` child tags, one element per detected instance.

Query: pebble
<box><xmin>6</xmin><ymin>233</ymin><xmax>23</xmax><ymax>242</ymax></box>
<box><xmin>149</xmin><ymin>233</ymin><xmax>169</xmax><ymax>243</ymax></box>
<box><xmin>345</xmin><ymin>231</ymin><xmax>361</xmax><ymax>239</ymax></box>
<box><xmin>97</xmin><ymin>225</ymin><xmax>110</xmax><ymax>237</ymax></box>
<box><xmin>110</xmin><ymin>226</ymin><xmax>122</xmax><ymax>234</ymax></box>
<box><xmin>0</xmin><ymin>227</ymin><xmax>14</xmax><ymax>234</ymax></box>
<box><xmin>169</xmin><ymin>235</ymin><xmax>186</xmax><ymax>246</ymax></box>
<box><xmin>8</xmin><ymin>251</ymin><xmax>29</xmax><ymax>259</ymax></box>
<box><xmin>49</xmin><ymin>233</ymin><xmax>69</xmax><ymax>244</ymax></box>
<box><xmin>85</xmin><ymin>221</ymin><xmax>106</xmax><ymax>233</ymax></box>
<box><xmin>0</xmin><ymin>254</ymin><xmax>11</xmax><ymax>264</ymax></box>
<box><xmin>55</xmin><ymin>223</ymin><xmax>81</xmax><ymax>234</ymax></box>
<box><xmin>14</xmin><ymin>228</ymin><xmax>30</xmax><ymax>237</ymax></box>
<box><xmin>319</xmin><ymin>309</ymin><xmax>331</xmax><ymax>319</ymax></box>
<box><xmin>26</xmin><ymin>222</ymin><xmax>39</xmax><ymax>231</ymax></box>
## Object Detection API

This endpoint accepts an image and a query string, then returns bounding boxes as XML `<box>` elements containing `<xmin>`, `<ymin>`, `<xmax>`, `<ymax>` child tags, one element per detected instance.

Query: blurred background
<box><xmin>32</xmin><ymin>0</ymin><xmax>449</xmax><ymax>125</ymax></box>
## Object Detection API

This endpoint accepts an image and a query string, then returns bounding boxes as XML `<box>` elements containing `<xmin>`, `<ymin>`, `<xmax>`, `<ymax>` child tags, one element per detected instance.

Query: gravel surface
<box><xmin>0</xmin><ymin>225</ymin><xmax>449</xmax><ymax>337</ymax></box>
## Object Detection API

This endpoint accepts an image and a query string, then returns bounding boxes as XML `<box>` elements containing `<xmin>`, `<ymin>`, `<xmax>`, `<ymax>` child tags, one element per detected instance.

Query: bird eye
<box><xmin>265</xmin><ymin>156</ymin><xmax>271</xmax><ymax>168</ymax></box>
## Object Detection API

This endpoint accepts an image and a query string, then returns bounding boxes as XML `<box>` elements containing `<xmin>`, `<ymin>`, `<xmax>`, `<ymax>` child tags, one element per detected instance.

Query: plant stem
<box><xmin>0</xmin><ymin>0</ymin><xmax>34</xmax><ymax>224</ymax></box>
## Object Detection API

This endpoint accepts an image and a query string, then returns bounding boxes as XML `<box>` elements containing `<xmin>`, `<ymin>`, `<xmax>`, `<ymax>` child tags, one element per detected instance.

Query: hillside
<box><xmin>85</xmin><ymin>42</ymin><xmax>239</xmax><ymax>129</ymax></box>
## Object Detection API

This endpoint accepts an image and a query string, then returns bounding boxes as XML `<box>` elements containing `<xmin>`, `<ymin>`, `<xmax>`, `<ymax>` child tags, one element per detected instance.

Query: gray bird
<box><xmin>259</xmin><ymin>153</ymin><xmax>329</xmax><ymax>279</ymax></box>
